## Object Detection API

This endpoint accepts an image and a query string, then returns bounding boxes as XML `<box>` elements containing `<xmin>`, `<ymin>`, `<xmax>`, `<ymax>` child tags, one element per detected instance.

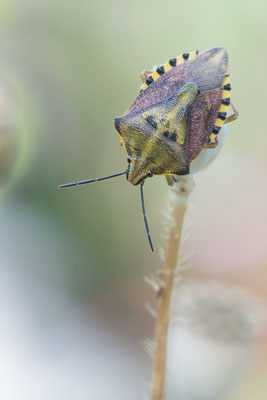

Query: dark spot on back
<box><xmin>145</xmin><ymin>115</ymin><xmax>158</xmax><ymax>129</ymax></box>
<box><xmin>183</xmin><ymin>53</ymin><xmax>189</xmax><ymax>60</ymax></box>
<box><xmin>169</xmin><ymin>58</ymin><xmax>177</xmax><ymax>67</ymax></box>
<box><xmin>163</xmin><ymin>131</ymin><xmax>169</xmax><ymax>138</ymax></box>
<box><xmin>170</xmin><ymin>132</ymin><xmax>177</xmax><ymax>141</ymax></box>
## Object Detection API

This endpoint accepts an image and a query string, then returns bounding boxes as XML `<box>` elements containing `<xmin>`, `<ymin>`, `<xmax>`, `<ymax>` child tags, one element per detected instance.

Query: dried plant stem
<box><xmin>151</xmin><ymin>176</ymin><xmax>194</xmax><ymax>400</ymax></box>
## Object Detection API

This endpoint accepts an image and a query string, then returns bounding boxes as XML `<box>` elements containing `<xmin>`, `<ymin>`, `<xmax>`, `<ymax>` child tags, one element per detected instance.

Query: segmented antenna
<box><xmin>140</xmin><ymin>182</ymin><xmax>154</xmax><ymax>252</ymax></box>
<box><xmin>58</xmin><ymin>169</ymin><xmax>154</xmax><ymax>253</ymax></box>
<box><xmin>58</xmin><ymin>170</ymin><xmax>128</xmax><ymax>188</ymax></box>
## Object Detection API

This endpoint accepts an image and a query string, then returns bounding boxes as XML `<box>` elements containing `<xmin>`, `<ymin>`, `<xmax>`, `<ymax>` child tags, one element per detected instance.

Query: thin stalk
<box><xmin>151</xmin><ymin>176</ymin><xmax>194</xmax><ymax>400</ymax></box>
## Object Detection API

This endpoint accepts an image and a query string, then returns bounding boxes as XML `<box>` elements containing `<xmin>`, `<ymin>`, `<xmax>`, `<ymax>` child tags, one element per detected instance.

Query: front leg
<box><xmin>140</xmin><ymin>66</ymin><xmax>157</xmax><ymax>83</ymax></box>
<box><xmin>165</xmin><ymin>175</ymin><xmax>175</xmax><ymax>186</ymax></box>
<box><xmin>204</xmin><ymin>136</ymin><xmax>219</xmax><ymax>149</ymax></box>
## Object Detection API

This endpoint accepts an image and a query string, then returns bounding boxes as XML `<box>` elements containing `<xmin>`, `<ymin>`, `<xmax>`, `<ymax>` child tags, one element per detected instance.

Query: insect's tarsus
<box><xmin>58</xmin><ymin>170</ymin><xmax>128</xmax><ymax>188</ymax></box>
<box><xmin>140</xmin><ymin>182</ymin><xmax>154</xmax><ymax>253</ymax></box>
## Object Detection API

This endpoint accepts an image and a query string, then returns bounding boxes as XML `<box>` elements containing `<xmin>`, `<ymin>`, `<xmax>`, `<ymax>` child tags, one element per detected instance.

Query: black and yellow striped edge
<box><xmin>209</xmin><ymin>75</ymin><xmax>231</xmax><ymax>141</ymax></box>
<box><xmin>140</xmin><ymin>50</ymin><xmax>199</xmax><ymax>92</ymax></box>
<box><xmin>116</xmin><ymin>50</ymin><xmax>198</xmax><ymax>155</ymax></box>
<box><xmin>117</xmin><ymin>53</ymin><xmax>231</xmax><ymax>154</ymax></box>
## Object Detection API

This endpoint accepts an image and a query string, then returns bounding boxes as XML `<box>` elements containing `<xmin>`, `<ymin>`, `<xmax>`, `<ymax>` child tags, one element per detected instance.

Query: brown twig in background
<box><xmin>151</xmin><ymin>176</ymin><xmax>194</xmax><ymax>400</ymax></box>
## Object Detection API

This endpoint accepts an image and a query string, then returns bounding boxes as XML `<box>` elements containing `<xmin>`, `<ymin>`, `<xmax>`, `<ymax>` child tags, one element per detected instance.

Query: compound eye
<box><xmin>147</xmin><ymin>171</ymin><xmax>153</xmax><ymax>178</ymax></box>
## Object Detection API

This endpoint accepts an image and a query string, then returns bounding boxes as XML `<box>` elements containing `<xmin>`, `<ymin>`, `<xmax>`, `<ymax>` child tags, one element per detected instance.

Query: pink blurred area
<box><xmin>192</xmin><ymin>153</ymin><xmax>267</xmax><ymax>276</ymax></box>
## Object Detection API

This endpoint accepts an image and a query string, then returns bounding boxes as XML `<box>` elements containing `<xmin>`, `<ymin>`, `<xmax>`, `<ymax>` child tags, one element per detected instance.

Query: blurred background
<box><xmin>1</xmin><ymin>0</ymin><xmax>267</xmax><ymax>399</ymax></box>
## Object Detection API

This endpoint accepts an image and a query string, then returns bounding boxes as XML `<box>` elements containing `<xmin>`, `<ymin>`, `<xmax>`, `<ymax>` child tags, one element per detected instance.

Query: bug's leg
<box><xmin>165</xmin><ymin>175</ymin><xmax>175</xmax><ymax>186</ymax></box>
<box><xmin>224</xmin><ymin>100</ymin><xmax>239</xmax><ymax>124</ymax></box>
<box><xmin>204</xmin><ymin>136</ymin><xmax>219</xmax><ymax>149</ymax></box>
<box><xmin>140</xmin><ymin>66</ymin><xmax>157</xmax><ymax>83</ymax></box>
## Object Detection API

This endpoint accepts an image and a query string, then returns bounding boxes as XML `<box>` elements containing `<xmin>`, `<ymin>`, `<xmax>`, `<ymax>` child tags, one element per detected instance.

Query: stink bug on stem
<box><xmin>59</xmin><ymin>47</ymin><xmax>238</xmax><ymax>252</ymax></box>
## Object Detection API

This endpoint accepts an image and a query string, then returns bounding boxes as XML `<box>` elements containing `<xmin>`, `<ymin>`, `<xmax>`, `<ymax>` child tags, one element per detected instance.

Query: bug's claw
<box><xmin>204</xmin><ymin>137</ymin><xmax>219</xmax><ymax>149</ymax></box>
<box><xmin>140</xmin><ymin>67</ymin><xmax>157</xmax><ymax>84</ymax></box>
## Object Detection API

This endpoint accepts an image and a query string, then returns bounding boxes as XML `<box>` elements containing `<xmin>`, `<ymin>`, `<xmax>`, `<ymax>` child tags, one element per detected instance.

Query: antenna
<box><xmin>58</xmin><ymin>169</ymin><xmax>128</xmax><ymax>188</ymax></box>
<box><xmin>140</xmin><ymin>182</ymin><xmax>154</xmax><ymax>252</ymax></box>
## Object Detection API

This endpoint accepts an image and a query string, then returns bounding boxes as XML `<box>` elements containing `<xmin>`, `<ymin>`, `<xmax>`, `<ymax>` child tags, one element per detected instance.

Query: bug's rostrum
<box><xmin>127</xmin><ymin>157</ymin><xmax>151</xmax><ymax>185</ymax></box>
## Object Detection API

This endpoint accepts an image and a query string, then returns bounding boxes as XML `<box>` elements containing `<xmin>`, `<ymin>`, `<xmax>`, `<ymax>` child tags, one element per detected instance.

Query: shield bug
<box><xmin>59</xmin><ymin>47</ymin><xmax>238</xmax><ymax>252</ymax></box>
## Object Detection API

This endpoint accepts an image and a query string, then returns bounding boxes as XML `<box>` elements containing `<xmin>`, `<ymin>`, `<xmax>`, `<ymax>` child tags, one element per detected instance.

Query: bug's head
<box><xmin>126</xmin><ymin>157</ymin><xmax>153</xmax><ymax>186</ymax></box>
<box><xmin>114</xmin><ymin>85</ymin><xmax>193</xmax><ymax>187</ymax></box>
